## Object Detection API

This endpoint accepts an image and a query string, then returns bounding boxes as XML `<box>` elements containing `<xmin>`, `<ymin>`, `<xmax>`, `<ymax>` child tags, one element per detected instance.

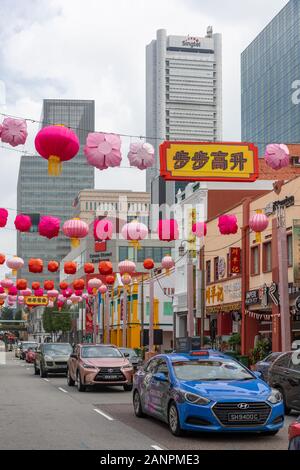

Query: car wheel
<box><xmin>77</xmin><ymin>371</ymin><xmax>86</xmax><ymax>392</ymax></box>
<box><xmin>67</xmin><ymin>368</ymin><xmax>75</xmax><ymax>387</ymax></box>
<box><xmin>40</xmin><ymin>364</ymin><xmax>48</xmax><ymax>378</ymax></box>
<box><xmin>289</xmin><ymin>436</ymin><xmax>300</xmax><ymax>450</ymax></box>
<box><xmin>133</xmin><ymin>391</ymin><xmax>145</xmax><ymax>418</ymax></box>
<box><xmin>124</xmin><ymin>384</ymin><xmax>133</xmax><ymax>392</ymax></box>
<box><xmin>168</xmin><ymin>402</ymin><xmax>183</xmax><ymax>436</ymax></box>
<box><xmin>34</xmin><ymin>363</ymin><xmax>39</xmax><ymax>375</ymax></box>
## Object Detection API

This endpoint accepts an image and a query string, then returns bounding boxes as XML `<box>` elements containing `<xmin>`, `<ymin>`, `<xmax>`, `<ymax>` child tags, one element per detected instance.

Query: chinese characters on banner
<box><xmin>85</xmin><ymin>298</ymin><xmax>94</xmax><ymax>333</ymax></box>
<box><xmin>159</xmin><ymin>142</ymin><xmax>259</xmax><ymax>182</ymax></box>
<box><xmin>25</xmin><ymin>296</ymin><xmax>49</xmax><ymax>306</ymax></box>
<box><xmin>293</xmin><ymin>220</ymin><xmax>300</xmax><ymax>285</ymax></box>
<box><xmin>230</xmin><ymin>247</ymin><xmax>241</xmax><ymax>275</ymax></box>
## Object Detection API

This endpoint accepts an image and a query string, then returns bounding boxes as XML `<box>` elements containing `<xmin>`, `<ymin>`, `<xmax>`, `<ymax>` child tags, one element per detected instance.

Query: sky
<box><xmin>0</xmin><ymin>0</ymin><xmax>289</xmax><ymax>273</ymax></box>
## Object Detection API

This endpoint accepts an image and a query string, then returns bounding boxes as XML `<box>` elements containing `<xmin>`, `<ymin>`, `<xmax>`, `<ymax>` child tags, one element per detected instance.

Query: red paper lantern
<box><xmin>98</xmin><ymin>261</ymin><xmax>113</xmax><ymax>275</ymax></box>
<box><xmin>28</xmin><ymin>258</ymin><xmax>43</xmax><ymax>273</ymax></box>
<box><xmin>14</xmin><ymin>214</ymin><xmax>32</xmax><ymax>232</ymax></box>
<box><xmin>38</xmin><ymin>216</ymin><xmax>60</xmax><ymax>239</ymax></box>
<box><xmin>48</xmin><ymin>260</ymin><xmax>59</xmax><ymax>272</ymax></box>
<box><xmin>73</xmin><ymin>279</ymin><xmax>85</xmax><ymax>291</ymax></box>
<box><xmin>64</xmin><ymin>261</ymin><xmax>77</xmax><ymax>275</ymax></box>
<box><xmin>35</xmin><ymin>125</ymin><xmax>80</xmax><ymax>176</ymax></box>
<box><xmin>0</xmin><ymin>253</ymin><xmax>5</xmax><ymax>265</ymax></box>
<box><xmin>157</xmin><ymin>219</ymin><xmax>179</xmax><ymax>242</ymax></box>
<box><xmin>105</xmin><ymin>274</ymin><xmax>115</xmax><ymax>285</ymax></box>
<box><xmin>59</xmin><ymin>281</ymin><xmax>68</xmax><ymax>290</ymax></box>
<box><xmin>143</xmin><ymin>258</ymin><xmax>154</xmax><ymax>270</ymax></box>
<box><xmin>16</xmin><ymin>279</ymin><xmax>27</xmax><ymax>290</ymax></box>
<box><xmin>84</xmin><ymin>263</ymin><xmax>94</xmax><ymax>274</ymax></box>
<box><xmin>32</xmin><ymin>282</ymin><xmax>40</xmax><ymax>291</ymax></box>
<box><xmin>44</xmin><ymin>280</ymin><xmax>55</xmax><ymax>291</ymax></box>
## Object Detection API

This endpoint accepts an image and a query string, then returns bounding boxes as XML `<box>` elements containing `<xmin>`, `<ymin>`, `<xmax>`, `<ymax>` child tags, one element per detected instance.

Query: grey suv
<box><xmin>34</xmin><ymin>343</ymin><xmax>72</xmax><ymax>378</ymax></box>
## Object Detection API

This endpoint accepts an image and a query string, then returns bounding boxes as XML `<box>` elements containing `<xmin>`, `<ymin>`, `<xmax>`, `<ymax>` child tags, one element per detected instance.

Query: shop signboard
<box><xmin>293</xmin><ymin>219</ymin><xmax>300</xmax><ymax>286</ymax></box>
<box><xmin>230</xmin><ymin>247</ymin><xmax>241</xmax><ymax>274</ymax></box>
<box><xmin>206</xmin><ymin>278</ymin><xmax>241</xmax><ymax>307</ymax></box>
<box><xmin>160</xmin><ymin>142</ymin><xmax>259</xmax><ymax>182</ymax></box>
<box><xmin>245</xmin><ymin>290</ymin><xmax>260</xmax><ymax>306</ymax></box>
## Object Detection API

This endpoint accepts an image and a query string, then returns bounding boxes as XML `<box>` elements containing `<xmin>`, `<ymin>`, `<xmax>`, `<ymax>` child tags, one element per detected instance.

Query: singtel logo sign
<box><xmin>182</xmin><ymin>36</ymin><xmax>201</xmax><ymax>48</ymax></box>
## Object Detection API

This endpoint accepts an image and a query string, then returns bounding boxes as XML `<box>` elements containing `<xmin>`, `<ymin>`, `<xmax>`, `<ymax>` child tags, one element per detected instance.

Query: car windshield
<box><xmin>81</xmin><ymin>346</ymin><xmax>123</xmax><ymax>358</ymax></box>
<box><xmin>172</xmin><ymin>360</ymin><xmax>254</xmax><ymax>381</ymax></box>
<box><xmin>22</xmin><ymin>343</ymin><xmax>37</xmax><ymax>349</ymax></box>
<box><xmin>43</xmin><ymin>344</ymin><xmax>72</xmax><ymax>356</ymax></box>
<box><xmin>119</xmin><ymin>348</ymin><xmax>138</xmax><ymax>358</ymax></box>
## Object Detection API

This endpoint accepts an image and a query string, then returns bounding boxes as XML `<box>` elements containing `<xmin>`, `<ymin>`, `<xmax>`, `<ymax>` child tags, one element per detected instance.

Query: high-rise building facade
<box><xmin>241</xmin><ymin>0</ymin><xmax>300</xmax><ymax>155</ymax></box>
<box><xmin>17</xmin><ymin>99</ymin><xmax>95</xmax><ymax>285</ymax></box>
<box><xmin>146</xmin><ymin>28</ymin><xmax>222</xmax><ymax>212</ymax></box>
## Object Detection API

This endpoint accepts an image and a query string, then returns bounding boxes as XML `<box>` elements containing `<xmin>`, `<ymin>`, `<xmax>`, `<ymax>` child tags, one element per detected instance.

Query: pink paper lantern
<box><xmin>8</xmin><ymin>286</ymin><xmax>18</xmax><ymax>296</ymax></box>
<box><xmin>162</xmin><ymin>255</ymin><xmax>175</xmax><ymax>271</ymax></box>
<box><xmin>1</xmin><ymin>279</ymin><xmax>14</xmax><ymax>289</ymax></box>
<box><xmin>88</xmin><ymin>278</ymin><xmax>102</xmax><ymax>293</ymax></box>
<box><xmin>218</xmin><ymin>215</ymin><xmax>238</xmax><ymax>235</ymax></box>
<box><xmin>0</xmin><ymin>208</ymin><xmax>8</xmax><ymax>228</ymax></box>
<box><xmin>0</xmin><ymin>293</ymin><xmax>7</xmax><ymax>300</ymax></box>
<box><xmin>70</xmin><ymin>293</ymin><xmax>81</xmax><ymax>304</ymax></box>
<box><xmin>265</xmin><ymin>144</ymin><xmax>290</xmax><ymax>170</ymax></box>
<box><xmin>14</xmin><ymin>214</ymin><xmax>32</xmax><ymax>232</ymax></box>
<box><xmin>99</xmin><ymin>285</ymin><xmax>108</xmax><ymax>295</ymax></box>
<box><xmin>0</xmin><ymin>287</ymin><xmax>4</xmax><ymax>294</ymax></box>
<box><xmin>20</xmin><ymin>288</ymin><xmax>32</xmax><ymax>297</ymax></box>
<box><xmin>82</xmin><ymin>293</ymin><xmax>89</xmax><ymax>300</ymax></box>
<box><xmin>18</xmin><ymin>296</ymin><xmax>24</xmax><ymax>305</ymax></box>
<box><xmin>0</xmin><ymin>118</ymin><xmax>28</xmax><ymax>147</ymax></box>
<box><xmin>127</xmin><ymin>142</ymin><xmax>155</xmax><ymax>170</ymax></box>
<box><xmin>192</xmin><ymin>222</ymin><xmax>207</xmax><ymax>238</ymax></box>
<box><xmin>158</xmin><ymin>219</ymin><xmax>179</xmax><ymax>242</ymax></box>
<box><xmin>47</xmin><ymin>289</ymin><xmax>59</xmax><ymax>299</ymax></box>
<box><xmin>249</xmin><ymin>213</ymin><xmax>269</xmax><ymax>233</ymax></box>
<box><xmin>6</xmin><ymin>256</ymin><xmax>24</xmax><ymax>274</ymax></box>
<box><xmin>121</xmin><ymin>273</ymin><xmax>132</xmax><ymax>285</ymax></box>
<box><xmin>84</xmin><ymin>132</ymin><xmax>122</xmax><ymax>170</ymax></box>
<box><xmin>38</xmin><ymin>216</ymin><xmax>60</xmax><ymax>239</ymax></box>
<box><xmin>34</xmin><ymin>288</ymin><xmax>44</xmax><ymax>296</ymax></box>
<box><xmin>35</xmin><ymin>125</ymin><xmax>80</xmax><ymax>176</ymax></box>
<box><xmin>63</xmin><ymin>218</ymin><xmax>89</xmax><ymax>248</ymax></box>
<box><xmin>87</xmin><ymin>287</ymin><xmax>94</xmax><ymax>296</ymax></box>
<box><xmin>66</xmin><ymin>299</ymin><xmax>72</xmax><ymax>306</ymax></box>
<box><xmin>118</xmin><ymin>260</ymin><xmax>136</xmax><ymax>275</ymax></box>
<box><xmin>94</xmin><ymin>219</ymin><xmax>113</xmax><ymax>241</ymax></box>
<box><xmin>58</xmin><ymin>294</ymin><xmax>66</xmax><ymax>302</ymax></box>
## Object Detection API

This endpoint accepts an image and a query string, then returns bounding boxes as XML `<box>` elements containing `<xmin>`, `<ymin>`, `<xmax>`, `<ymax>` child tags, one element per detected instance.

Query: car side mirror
<box><xmin>123</xmin><ymin>352</ymin><xmax>130</xmax><ymax>358</ymax></box>
<box><xmin>153</xmin><ymin>372</ymin><xmax>168</xmax><ymax>382</ymax></box>
<box><xmin>253</xmin><ymin>371</ymin><xmax>262</xmax><ymax>378</ymax></box>
<box><xmin>70</xmin><ymin>353</ymin><xmax>77</xmax><ymax>359</ymax></box>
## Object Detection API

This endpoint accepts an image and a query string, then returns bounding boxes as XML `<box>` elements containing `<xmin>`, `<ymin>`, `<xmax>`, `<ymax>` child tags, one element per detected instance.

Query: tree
<box><xmin>42</xmin><ymin>307</ymin><xmax>72</xmax><ymax>334</ymax></box>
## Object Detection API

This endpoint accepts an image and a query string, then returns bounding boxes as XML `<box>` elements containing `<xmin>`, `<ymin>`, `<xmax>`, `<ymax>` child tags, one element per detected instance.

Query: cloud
<box><xmin>0</xmin><ymin>0</ymin><xmax>289</xmax><ymax>270</ymax></box>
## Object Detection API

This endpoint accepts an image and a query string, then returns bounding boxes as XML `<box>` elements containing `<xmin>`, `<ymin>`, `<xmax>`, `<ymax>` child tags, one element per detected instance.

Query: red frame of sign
<box><xmin>159</xmin><ymin>141</ymin><xmax>259</xmax><ymax>182</ymax></box>
<box><xmin>230</xmin><ymin>247</ymin><xmax>241</xmax><ymax>275</ymax></box>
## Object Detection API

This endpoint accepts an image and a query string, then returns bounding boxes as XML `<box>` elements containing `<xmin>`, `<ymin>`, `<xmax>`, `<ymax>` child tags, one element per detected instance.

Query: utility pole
<box><xmin>122</xmin><ymin>287</ymin><xmax>127</xmax><ymax>348</ymax></box>
<box><xmin>140</xmin><ymin>274</ymin><xmax>144</xmax><ymax>350</ymax></box>
<box><xmin>149</xmin><ymin>276</ymin><xmax>154</xmax><ymax>353</ymax></box>
<box><xmin>187</xmin><ymin>250</ymin><xmax>194</xmax><ymax>337</ymax></box>
<box><xmin>199</xmin><ymin>245</ymin><xmax>205</xmax><ymax>347</ymax></box>
<box><xmin>277</xmin><ymin>206</ymin><xmax>291</xmax><ymax>351</ymax></box>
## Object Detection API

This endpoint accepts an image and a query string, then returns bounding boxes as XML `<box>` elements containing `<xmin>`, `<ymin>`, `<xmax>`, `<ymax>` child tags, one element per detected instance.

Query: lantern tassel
<box><xmin>48</xmin><ymin>155</ymin><xmax>62</xmax><ymax>176</ymax></box>
<box><xmin>255</xmin><ymin>232</ymin><xmax>261</xmax><ymax>243</ymax></box>
<box><xmin>71</xmin><ymin>238</ymin><xmax>80</xmax><ymax>249</ymax></box>
<box><xmin>129</xmin><ymin>240</ymin><xmax>141</xmax><ymax>250</ymax></box>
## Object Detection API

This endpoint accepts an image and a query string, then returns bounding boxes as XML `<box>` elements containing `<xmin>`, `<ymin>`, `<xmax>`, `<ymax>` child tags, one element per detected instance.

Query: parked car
<box><xmin>19</xmin><ymin>342</ymin><xmax>38</xmax><ymax>360</ymax></box>
<box><xmin>288</xmin><ymin>416</ymin><xmax>300</xmax><ymax>450</ymax></box>
<box><xmin>133</xmin><ymin>350</ymin><xmax>284</xmax><ymax>436</ymax></box>
<box><xmin>67</xmin><ymin>344</ymin><xmax>134</xmax><ymax>392</ymax></box>
<box><xmin>119</xmin><ymin>347</ymin><xmax>143</xmax><ymax>371</ymax></box>
<box><xmin>255</xmin><ymin>352</ymin><xmax>282</xmax><ymax>382</ymax></box>
<box><xmin>34</xmin><ymin>342</ymin><xmax>72</xmax><ymax>377</ymax></box>
<box><xmin>15</xmin><ymin>342</ymin><xmax>22</xmax><ymax>358</ymax></box>
<box><xmin>25</xmin><ymin>347</ymin><xmax>37</xmax><ymax>363</ymax></box>
<box><xmin>268</xmin><ymin>350</ymin><xmax>300</xmax><ymax>414</ymax></box>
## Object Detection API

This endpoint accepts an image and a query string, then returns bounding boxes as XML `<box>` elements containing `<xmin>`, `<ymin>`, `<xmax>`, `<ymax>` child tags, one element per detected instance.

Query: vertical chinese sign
<box><xmin>230</xmin><ymin>247</ymin><xmax>241</xmax><ymax>275</ymax></box>
<box><xmin>159</xmin><ymin>142</ymin><xmax>259</xmax><ymax>182</ymax></box>
<box><xmin>85</xmin><ymin>297</ymin><xmax>94</xmax><ymax>333</ymax></box>
<box><xmin>293</xmin><ymin>220</ymin><xmax>300</xmax><ymax>286</ymax></box>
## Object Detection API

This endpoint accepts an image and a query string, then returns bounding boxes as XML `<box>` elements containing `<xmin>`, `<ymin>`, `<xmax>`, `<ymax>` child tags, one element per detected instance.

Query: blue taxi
<box><xmin>133</xmin><ymin>350</ymin><xmax>284</xmax><ymax>436</ymax></box>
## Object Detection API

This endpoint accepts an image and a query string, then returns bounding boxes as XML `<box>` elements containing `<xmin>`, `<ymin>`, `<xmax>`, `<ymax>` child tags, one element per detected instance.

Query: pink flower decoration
<box><xmin>0</xmin><ymin>118</ymin><xmax>28</xmax><ymax>147</ymax></box>
<box><xmin>218</xmin><ymin>215</ymin><xmax>238</xmax><ymax>235</ymax></box>
<box><xmin>265</xmin><ymin>144</ymin><xmax>290</xmax><ymax>170</ymax></box>
<box><xmin>84</xmin><ymin>132</ymin><xmax>122</xmax><ymax>170</ymax></box>
<box><xmin>38</xmin><ymin>216</ymin><xmax>60</xmax><ymax>239</ymax></box>
<box><xmin>0</xmin><ymin>208</ymin><xmax>8</xmax><ymax>228</ymax></box>
<box><xmin>14</xmin><ymin>214</ymin><xmax>32</xmax><ymax>232</ymax></box>
<box><xmin>127</xmin><ymin>142</ymin><xmax>155</xmax><ymax>170</ymax></box>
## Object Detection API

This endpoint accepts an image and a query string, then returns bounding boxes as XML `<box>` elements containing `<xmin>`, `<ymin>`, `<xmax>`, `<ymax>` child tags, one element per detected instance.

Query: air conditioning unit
<box><xmin>291</xmin><ymin>156</ymin><xmax>300</xmax><ymax>167</ymax></box>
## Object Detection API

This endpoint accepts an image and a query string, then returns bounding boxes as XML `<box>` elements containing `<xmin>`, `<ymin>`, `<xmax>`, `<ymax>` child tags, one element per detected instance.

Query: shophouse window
<box><xmin>287</xmin><ymin>234</ymin><xmax>293</xmax><ymax>267</ymax></box>
<box><xmin>251</xmin><ymin>246</ymin><xmax>260</xmax><ymax>275</ymax></box>
<box><xmin>263</xmin><ymin>242</ymin><xmax>272</xmax><ymax>273</ymax></box>
<box><xmin>214</xmin><ymin>257</ymin><xmax>219</xmax><ymax>281</ymax></box>
<box><xmin>206</xmin><ymin>260</ymin><xmax>211</xmax><ymax>284</ymax></box>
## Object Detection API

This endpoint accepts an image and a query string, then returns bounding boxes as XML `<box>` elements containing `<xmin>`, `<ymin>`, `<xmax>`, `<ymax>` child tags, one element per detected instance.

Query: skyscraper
<box><xmin>146</xmin><ymin>28</ymin><xmax>222</xmax><ymax>211</ymax></box>
<box><xmin>17</xmin><ymin>99</ymin><xmax>95</xmax><ymax>286</ymax></box>
<box><xmin>241</xmin><ymin>0</ymin><xmax>300</xmax><ymax>155</ymax></box>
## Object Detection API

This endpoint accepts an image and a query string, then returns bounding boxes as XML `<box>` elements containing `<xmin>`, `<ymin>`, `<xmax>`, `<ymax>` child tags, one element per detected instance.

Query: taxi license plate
<box><xmin>228</xmin><ymin>413</ymin><xmax>259</xmax><ymax>422</ymax></box>
<box><xmin>103</xmin><ymin>375</ymin><xmax>119</xmax><ymax>380</ymax></box>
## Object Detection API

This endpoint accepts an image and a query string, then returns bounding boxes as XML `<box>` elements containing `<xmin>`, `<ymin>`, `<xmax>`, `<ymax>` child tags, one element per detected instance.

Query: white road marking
<box><xmin>93</xmin><ymin>408</ymin><xmax>114</xmax><ymax>421</ymax></box>
<box><xmin>43</xmin><ymin>378</ymin><xmax>49</xmax><ymax>382</ymax></box>
<box><xmin>151</xmin><ymin>445</ymin><xmax>163</xmax><ymax>450</ymax></box>
<box><xmin>58</xmin><ymin>387</ymin><xmax>68</xmax><ymax>393</ymax></box>
<box><xmin>26</xmin><ymin>368</ymin><xmax>30</xmax><ymax>370</ymax></box>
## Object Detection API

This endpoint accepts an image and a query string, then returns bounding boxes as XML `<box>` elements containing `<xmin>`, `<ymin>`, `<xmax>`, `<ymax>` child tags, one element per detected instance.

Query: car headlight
<box><xmin>267</xmin><ymin>388</ymin><xmax>282</xmax><ymax>404</ymax></box>
<box><xmin>122</xmin><ymin>365</ymin><xmax>133</xmax><ymax>370</ymax></box>
<box><xmin>184</xmin><ymin>392</ymin><xmax>210</xmax><ymax>405</ymax></box>
<box><xmin>44</xmin><ymin>355</ymin><xmax>53</xmax><ymax>361</ymax></box>
<box><xmin>82</xmin><ymin>364</ymin><xmax>97</xmax><ymax>369</ymax></box>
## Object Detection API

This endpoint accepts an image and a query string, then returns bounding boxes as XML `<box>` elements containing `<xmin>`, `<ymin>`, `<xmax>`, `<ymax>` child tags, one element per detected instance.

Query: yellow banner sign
<box><xmin>25</xmin><ymin>296</ymin><xmax>49</xmax><ymax>307</ymax></box>
<box><xmin>160</xmin><ymin>142</ymin><xmax>259</xmax><ymax>182</ymax></box>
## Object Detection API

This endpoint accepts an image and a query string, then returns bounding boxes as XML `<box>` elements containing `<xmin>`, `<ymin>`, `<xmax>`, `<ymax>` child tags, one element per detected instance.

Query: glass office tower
<box><xmin>241</xmin><ymin>0</ymin><xmax>300</xmax><ymax>155</ymax></box>
<box><xmin>17</xmin><ymin>99</ymin><xmax>95</xmax><ymax>286</ymax></box>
